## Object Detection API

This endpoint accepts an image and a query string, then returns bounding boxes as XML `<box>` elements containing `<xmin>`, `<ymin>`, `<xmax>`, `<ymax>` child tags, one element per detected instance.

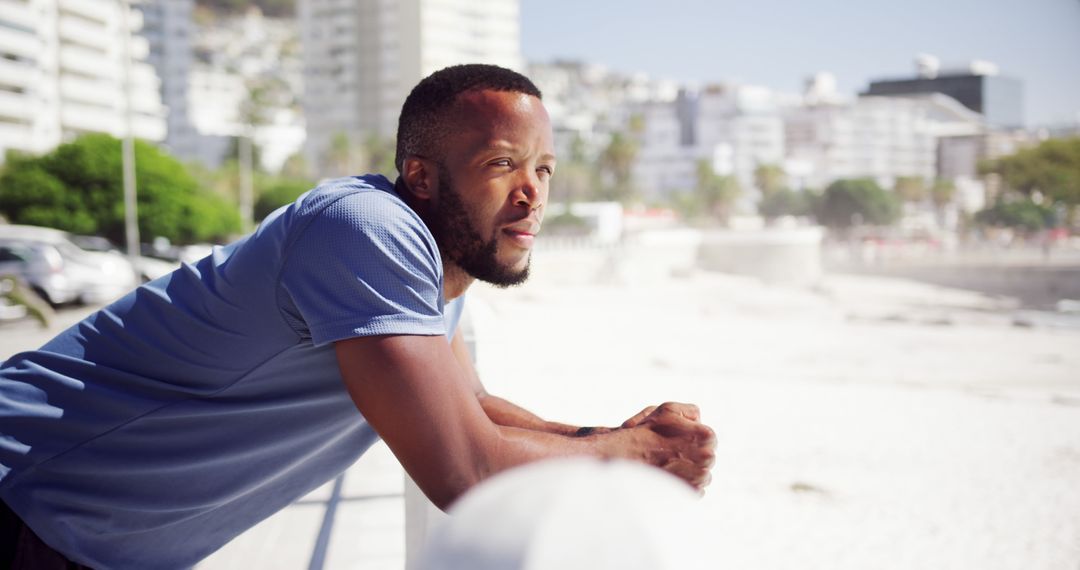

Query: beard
<box><xmin>430</xmin><ymin>167</ymin><xmax>530</xmax><ymax>288</ymax></box>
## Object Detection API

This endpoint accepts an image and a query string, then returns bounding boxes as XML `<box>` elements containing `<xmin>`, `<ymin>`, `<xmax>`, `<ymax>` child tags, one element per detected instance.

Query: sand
<box><xmin>463</xmin><ymin>254</ymin><xmax>1080</xmax><ymax>570</ymax></box>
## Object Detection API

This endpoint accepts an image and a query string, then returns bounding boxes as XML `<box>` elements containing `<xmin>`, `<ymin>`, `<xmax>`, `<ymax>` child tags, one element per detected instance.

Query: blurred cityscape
<box><xmin>0</xmin><ymin>0</ymin><xmax>1079</xmax><ymax>295</ymax></box>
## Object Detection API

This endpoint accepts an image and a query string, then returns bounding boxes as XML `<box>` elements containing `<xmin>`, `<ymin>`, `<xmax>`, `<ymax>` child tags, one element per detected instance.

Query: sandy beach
<box><xmin>460</xmin><ymin>247</ymin><xmax>1080</xmax><ymax>570</ymax></box>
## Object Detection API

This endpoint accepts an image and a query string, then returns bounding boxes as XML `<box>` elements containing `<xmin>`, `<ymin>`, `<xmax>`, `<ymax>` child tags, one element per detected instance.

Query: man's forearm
<box><xmin>484</xmin><ymin>405</ymin><xmax>713</xmax><ymax>491</ymax></box>
<box><xmin>478</xmin><ymin>393</ymin><xmax>590</xmax><ymax>436</ymax></box>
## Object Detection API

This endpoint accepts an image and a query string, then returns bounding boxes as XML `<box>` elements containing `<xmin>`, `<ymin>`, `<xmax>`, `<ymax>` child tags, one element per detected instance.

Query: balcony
<box><xmin>0</xmin><ymin>90</ymin><xmax>35</xmax><ymax>122</ymax></box>
<box><xmin>0</xmin><ymin>0</ymin><xmax>36</xmax><ymax>30</ymax></box>
<box><xmin>61</xmin><ymin>100</ymin><xmax>119</xmax><ymax>134</ymax></box>
<box><xmin>58</xmin><ymin>14</ymin><xmax>113</xmax><ymax>52</ymax></box>
<box><xmin>59</xmin><ymin>45</ymin><xmax>119</xmax><ymax>80</ymax></box>
<box><xmin>0</xmin><ymin>26</ymin><xmax>40</xmax><ymax>60</ymax></box>
<box><xmin>0</xmin><ymin>58</ymin><xmax>37</xmax><ymax>90</ymax></box>
<box><xmin>59</xmin><ymin>75</ymin><xmax>119</xmax><ymax>108</ymax></box>
<box><xmin>57</xmin><ymin>0</ymin><xmax>113</xmax><ymax>24</ymax></box>
<box><xmin>0</xmin><ymin>121</ymin><xmax>32</xmax><ymax>150</ymax></box>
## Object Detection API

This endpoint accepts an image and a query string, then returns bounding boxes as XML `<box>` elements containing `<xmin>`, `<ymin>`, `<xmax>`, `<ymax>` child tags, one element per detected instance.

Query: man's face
<box><xmin>431</xmin><ymin>165</ymin><xmax>529</xmax><ymax>287</ymax></box>
<box><xmin>431</xmin><ymin>90</ymin><xmax>556</xmax><ymax>287</ymax></box>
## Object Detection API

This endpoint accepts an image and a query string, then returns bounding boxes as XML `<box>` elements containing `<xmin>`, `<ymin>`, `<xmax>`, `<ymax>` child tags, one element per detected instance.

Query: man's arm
<box><xmin>335</xmin><ymin>334</ymin><xmax>715</xmax><ymax>511</ymax></box>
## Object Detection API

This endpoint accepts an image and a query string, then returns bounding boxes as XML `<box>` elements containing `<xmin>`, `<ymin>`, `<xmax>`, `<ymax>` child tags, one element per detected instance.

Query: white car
<box><xmin>0</xmin><ymin>225</ymin><xmax>139</xmax><ymax>306</ymax></box>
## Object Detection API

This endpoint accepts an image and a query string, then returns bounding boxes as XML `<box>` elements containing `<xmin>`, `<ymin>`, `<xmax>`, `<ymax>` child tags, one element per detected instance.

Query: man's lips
<box><xmin>502</xmin><ymin>219</ymin><xmax>540</xmax><ymax>248</ymax></box>
<box><xmin>503</xmin><ymin>218</ymin><xmax>541</xmax><ymax>235</ymax></box>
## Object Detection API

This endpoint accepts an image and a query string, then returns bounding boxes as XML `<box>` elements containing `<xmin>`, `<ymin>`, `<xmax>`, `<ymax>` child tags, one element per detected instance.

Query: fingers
<box><xmin>620</xmin><ymin>402</ymin><xmax>715</xmax><ymax>491</ymax></box>
<box><xmin>621</xmin><ymin>405</ymin><xmax>658</xmax><ymax>428</ymax></box>
<box><xmin>645</xmin><ymin>411</ymin><xmax>714</xmax><ymax>442</ymax></box>
<box><xmin>662</xmin><ymin>457</ymin><xmax>714</xmax><ymax>491</ymax></box>
<box><xmin>623</xmin><ymin>402</ymin><xmax>700</xmax><ymax>429</ymax></box>
<box><xmin>646</xmin><ymin>416</ymin><xmax>716</xmax><ymax>491</ymax></box>
<box><xmin>654</xmin><ymin>402</ymin><xmax>700</xmax><ymax>422</ymax></box>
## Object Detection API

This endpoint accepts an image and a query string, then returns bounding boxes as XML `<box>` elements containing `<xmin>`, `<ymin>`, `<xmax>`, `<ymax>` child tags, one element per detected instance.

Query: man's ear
<box><xmin>400</xmin><ymin>157</ymin><xmax>437</xmax><ymax>202</ymax></box>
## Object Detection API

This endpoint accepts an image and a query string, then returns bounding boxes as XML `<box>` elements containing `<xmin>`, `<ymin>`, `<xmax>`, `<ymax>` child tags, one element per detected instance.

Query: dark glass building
<box><xmin>864</xmin><ymin>73</ymin><xmax>1024</xmax><ymax>128</ymax></box>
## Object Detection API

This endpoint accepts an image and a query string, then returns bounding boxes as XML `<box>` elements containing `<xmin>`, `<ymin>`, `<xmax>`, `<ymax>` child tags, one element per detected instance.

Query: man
<box><xmin>0</xmin><ymin>64</ymin><xmax>715</xmax><ymax>569</ymax></box>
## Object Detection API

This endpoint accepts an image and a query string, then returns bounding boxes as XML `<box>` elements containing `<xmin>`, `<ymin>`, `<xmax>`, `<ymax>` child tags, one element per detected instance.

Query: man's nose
<box><xmin>512</xmin><ymin>169</ymin><xmax>545</xmax><ymax>210</ymax></box>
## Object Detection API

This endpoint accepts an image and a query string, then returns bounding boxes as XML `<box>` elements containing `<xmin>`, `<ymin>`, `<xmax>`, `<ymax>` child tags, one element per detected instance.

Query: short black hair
<box><xmin>395</xmin><ymin>63</ymin><xmax>542</xmax><ymax>173</ymax></box>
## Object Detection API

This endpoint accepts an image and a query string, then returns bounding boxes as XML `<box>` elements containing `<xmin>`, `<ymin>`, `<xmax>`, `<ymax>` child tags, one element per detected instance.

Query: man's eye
<box><xmin>537</xmin><ymin>166</ymin><xmax>554</xmax><ymax>177</ymax></box>
<box><xmin>491</xmin><ymin>159</ymin><xmax>512</xmax><ymax>167</ymax></box>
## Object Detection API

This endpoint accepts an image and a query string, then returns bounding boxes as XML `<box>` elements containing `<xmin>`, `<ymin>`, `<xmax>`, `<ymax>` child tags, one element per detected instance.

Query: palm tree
<box><xmin>599</xmin><ymin>131</ymin><xmax>638</xmax><ymax>203</ymax></box>
<box><xmin>695</xmin><ymin>160</ymin><xmax>741</xmax><ymax>224</ymax></box>
<box><xmin>753</xmin><ymin>163</ymin><xmax>786</xmax><ymax>199</ymax></box>
<box><xmin>893</xmin><ymin>176</ymin><xmax>927</xmax><ymax>204</ymax></box>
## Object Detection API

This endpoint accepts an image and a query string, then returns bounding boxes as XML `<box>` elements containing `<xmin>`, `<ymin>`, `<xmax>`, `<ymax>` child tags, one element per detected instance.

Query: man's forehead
<box><xmin>452</xmin><ymin>89</ymin><xmax>544</xmax><ymax>124</ymax></box>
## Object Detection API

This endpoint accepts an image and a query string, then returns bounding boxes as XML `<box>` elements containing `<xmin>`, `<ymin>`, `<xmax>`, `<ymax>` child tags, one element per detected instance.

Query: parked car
<box><xmin>71</xmin><ymin>234</ymin><xmax>179</xmax><ymax>282</ymax></box>
<box><xmin>0</xmin><ymin>225</ymin><xmax>140</xmax><ymax>306</ymax></box>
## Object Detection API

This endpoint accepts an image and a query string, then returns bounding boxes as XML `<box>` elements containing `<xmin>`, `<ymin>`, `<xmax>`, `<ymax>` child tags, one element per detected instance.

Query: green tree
<box><xmin>254</xmin><ymin>177</ymin><xmax>314</xmax><ymax>221</ymax></box>
<box><xmin>0</xmin><ymin>158</ymin><xmax>96</xmax><ymax>233</ymax></box>
<box><xmin>817</xmin><ymin>178</ymin><xmax>901</xmax><ymax>229</ymax></box>
<box><xmin>753</xmin><ymin>163</ymin><xmax>786</xmax><ymax>199</ymax></box>
<box><xmin>980</xmin><ymin>137</ymin><xmax>1080</xmax><ymax>226</ymax></box>
<box><xmin>0</xmin><ymin>134</ymin><xmax>241</xmax><ymax>244</ymax></box>
<box><xmin>975</xmin><ymin>198</ymin><xmax>1055</xmax><ymax>233</ymax></box>
<box><xmin>759</xmin><ymin>188</ymin><xmax>811</xmax><ymax>219</ymax></box>
<box><xmin>893</xmin><ymin>176</ymin><xmax>927</xmax><ymax>204</ymax></box>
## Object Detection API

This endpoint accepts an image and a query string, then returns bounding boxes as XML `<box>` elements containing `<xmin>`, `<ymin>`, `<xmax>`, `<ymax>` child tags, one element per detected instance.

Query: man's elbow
<box><xmin>424</xmin><ymin>474</ymin><xmax>473</xmax><ymax>512</ymax></box>
<box><xmin>419</xmin><ymin>427</ymin><xmax>504</xmax><ymax>512</ymax></box>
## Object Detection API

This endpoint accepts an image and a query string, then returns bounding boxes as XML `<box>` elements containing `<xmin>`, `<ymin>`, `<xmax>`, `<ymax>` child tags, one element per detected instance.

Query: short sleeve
<box><xmin>279</xmin><ymin>189</ymin><xmax>445</xmax><ymax>346</ymax></box>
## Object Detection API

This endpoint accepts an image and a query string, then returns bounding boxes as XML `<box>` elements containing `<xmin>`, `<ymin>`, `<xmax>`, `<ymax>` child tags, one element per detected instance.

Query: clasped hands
<box><xmin>580</xmin><ymin>402</ymin><xmax>716</xmax><ymax>492</ymax></box>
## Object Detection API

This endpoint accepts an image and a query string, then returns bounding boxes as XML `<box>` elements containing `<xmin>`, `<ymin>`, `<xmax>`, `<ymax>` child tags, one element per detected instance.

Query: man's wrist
<box><xmin>573</xmin><ymin>426</ymin><xmax>615</xmax><ymax>437</ymax></box>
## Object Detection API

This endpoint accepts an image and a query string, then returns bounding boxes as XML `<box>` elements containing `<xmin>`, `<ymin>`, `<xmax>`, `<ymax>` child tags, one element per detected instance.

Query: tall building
<box><xmin>0</xmin><ymin>0</ymin><xmax>166</xmax><ymax>163</ymax></box>
<box><xmin>630</xmin><ymin>98</ymin><xmax>696</xmax><ymax>202</ymax></box>
<box><xmin>181</xmin><ymin>9</ymin><xmax>305</xmax><ymax>172</ymax></box>
<box><xmin>299</xmin><ymin>0</ymin><xmax>522</xmax><ymax>175</ymax></box>
<box><xmin>135</xmin><ymin>0</ymin><xmax>197</xmax><ymax>158</ymax></box>
<box><xmin>630</xmin><ymin>83</ymin><xmax>788</xmax><ymax>202</ymax></box>
<box><xmin>864</xmin><ymin>56</ymin><xmax>1024</xmax><ymax>129</ymax></box>
<box><xmin>695</xmin><ymin>84</ymin><xmax>786</xmax><ymax>192</ymax></box>
<box><xmin>784</xmin><ymin>92</ymin><xmax>984</xmax><ymax>191</ymax></box>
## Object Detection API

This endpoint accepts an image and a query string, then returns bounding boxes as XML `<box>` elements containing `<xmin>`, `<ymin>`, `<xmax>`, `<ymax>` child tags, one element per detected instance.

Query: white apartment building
<box><xmin>628</xmin><ymin>83</ymin><xmax>786</xmax><ymax>202</ymax></box>
<box><xmin>174</xmin><ymin>9</ymin><xmax>304</xmax><ymax>172</ymax></box>
<box><xmin>695</xmin><ymin>84</ymin><xmax>786</xmax><ymax>191</ymax></box>
<box><xmin>299</xmin><ymin>0</ymin><xmax>522</xmax><ymax>175</ymax></box>
<box><xmin>0</xmin><ymin>0</ymin><xmax>165</xmax><ymax>163</ymax></box>
<box><xmin>629</xmin><ymin>99</ymin><xmax>696</xmax><ymax>202</ymax></box>
<box><xmin>529</xmin><ymin>60</ymin><xmax>680</xmax><ymax>164</ymax></box>
<box><xmin>784</xmin><ymin>92</ymin><xmax>985</xmax><ymax>191</ymax></box>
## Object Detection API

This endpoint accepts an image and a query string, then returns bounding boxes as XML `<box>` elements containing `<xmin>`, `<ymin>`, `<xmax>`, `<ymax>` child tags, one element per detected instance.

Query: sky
<box><xmin>521</xmin><ymin>0</ymin><xmax>1080</xmax><ymax>127</ymax></box>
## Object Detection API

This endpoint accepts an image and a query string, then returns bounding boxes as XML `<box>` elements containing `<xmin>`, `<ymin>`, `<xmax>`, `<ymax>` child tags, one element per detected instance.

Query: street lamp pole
<box><xmin>239</xmin><ymin>127</ymin><xmax>254</xmax><ymax>232</ymax></box>
<box><xmin>120</xmin><ymin>0</ymin><xmax>140</xmax><ymax>260</ymax></box>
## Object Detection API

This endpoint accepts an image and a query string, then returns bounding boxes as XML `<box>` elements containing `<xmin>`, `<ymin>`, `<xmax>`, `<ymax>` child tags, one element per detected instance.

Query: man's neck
<box><xmin>394</xmin><ymin>177</ymin><xmax>474</xmax><ymax>301</ymax></box>
<box><xmin>442</xmin><ymin>262</ymin><xmax>474</xmax><ymax>301</ymax></box>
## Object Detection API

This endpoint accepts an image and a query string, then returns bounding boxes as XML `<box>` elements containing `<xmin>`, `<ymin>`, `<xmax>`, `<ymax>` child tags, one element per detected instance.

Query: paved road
<box><xmin>0</xmin><ymin>303</ymin><xmax>98</xmax><ymax>357</ymax></box>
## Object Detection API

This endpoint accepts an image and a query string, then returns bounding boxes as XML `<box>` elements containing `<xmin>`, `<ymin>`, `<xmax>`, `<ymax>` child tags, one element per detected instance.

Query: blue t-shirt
<box><xmin>0</xmin><ymin>175</ymin><xmax>464</xmax><ymax>568</ymax></box>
